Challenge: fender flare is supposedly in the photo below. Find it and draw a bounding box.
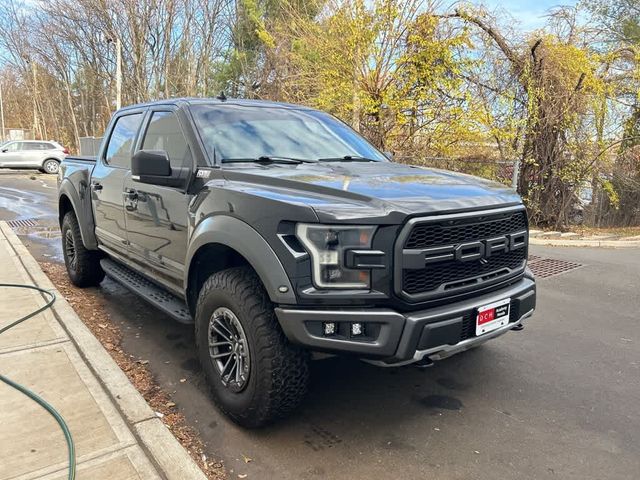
[185,215,296,304]
[58,179,99,250]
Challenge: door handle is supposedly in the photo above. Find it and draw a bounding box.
[124,189,139,212]
[91,182,103,191]
[124,190,138,201]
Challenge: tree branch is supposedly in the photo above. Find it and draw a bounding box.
[440,9,524,72]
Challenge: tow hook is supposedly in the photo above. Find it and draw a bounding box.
[512,323,525,331]
[414,357,434,369]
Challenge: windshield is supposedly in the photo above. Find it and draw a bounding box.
[190,104,387,163]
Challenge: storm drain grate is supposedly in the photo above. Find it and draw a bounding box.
[7,218,38,229]
[528,256,583,279]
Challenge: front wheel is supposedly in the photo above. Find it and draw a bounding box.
[43,159,60,174]
[195,267,309,427]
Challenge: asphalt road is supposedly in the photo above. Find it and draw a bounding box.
[1,169,638,479]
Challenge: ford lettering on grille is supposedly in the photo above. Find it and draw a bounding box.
[394,207,529,302]
[423,231,527,265]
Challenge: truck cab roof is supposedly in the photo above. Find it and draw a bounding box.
[117,97,314,113]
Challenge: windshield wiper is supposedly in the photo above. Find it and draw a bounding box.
[221,156,313,164]
[317,155,378,162]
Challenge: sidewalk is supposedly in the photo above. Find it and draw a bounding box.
[529,229,640,248]
[0,222,207,480]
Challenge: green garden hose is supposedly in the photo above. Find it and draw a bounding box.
[0,283,75,480]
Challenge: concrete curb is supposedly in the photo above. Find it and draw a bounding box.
[530,237,640,248]
[0,222,207,480]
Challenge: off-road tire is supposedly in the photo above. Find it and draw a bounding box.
[195,266,309,427]
[61,211,104,287]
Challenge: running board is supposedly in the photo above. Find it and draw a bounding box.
[100,258,193,324]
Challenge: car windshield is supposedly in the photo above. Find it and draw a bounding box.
[190,104,387,163]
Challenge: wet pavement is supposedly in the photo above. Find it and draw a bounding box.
[0,171,63,262]
[1,169,639,480]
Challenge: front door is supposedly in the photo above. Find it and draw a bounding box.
[123,109,191,291]
[91,112,145,258]
[0,141,24,167]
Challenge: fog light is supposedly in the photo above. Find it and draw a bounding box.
[323,322,337,336]
[351,322,364,336]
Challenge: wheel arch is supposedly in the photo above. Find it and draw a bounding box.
[185,216,296,313]
[58,181,99,250]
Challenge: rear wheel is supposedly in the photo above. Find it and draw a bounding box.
[61,211,104,287]
[195,266,309,427]
[43,159,60,174]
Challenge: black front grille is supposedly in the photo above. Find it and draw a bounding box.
[405,211,527,249]
[397,208,528,301]
[403,250,525,294]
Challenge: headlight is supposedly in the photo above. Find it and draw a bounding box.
[296,224,377,289]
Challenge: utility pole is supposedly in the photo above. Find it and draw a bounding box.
[0,80,6,141]
[116,37,122,110]
[31,60,40,139]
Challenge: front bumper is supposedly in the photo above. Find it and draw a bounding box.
[275,276,536,366]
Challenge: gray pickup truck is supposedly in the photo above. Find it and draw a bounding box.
[58,98,536,427]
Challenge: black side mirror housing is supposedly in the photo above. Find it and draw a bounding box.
[132,150,186,188]
[132,150,171,177]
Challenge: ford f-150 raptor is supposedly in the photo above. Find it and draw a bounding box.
[57,98,536,427]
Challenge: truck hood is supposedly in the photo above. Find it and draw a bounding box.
[220,161,522,223]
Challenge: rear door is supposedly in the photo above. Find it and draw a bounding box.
[91,110,145,259]
[20,142,47,167]
[122,108,192,290]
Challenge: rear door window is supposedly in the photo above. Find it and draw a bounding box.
[141,111,190,169]
[104,113,144,169]
[29,142,51,150]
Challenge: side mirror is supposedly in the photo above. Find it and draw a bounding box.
[131,150,187,188]
[132,150,171,177]
[384,151,394,161]
[1,148,8,153]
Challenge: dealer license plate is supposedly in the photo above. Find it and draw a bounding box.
[476,298,511,336]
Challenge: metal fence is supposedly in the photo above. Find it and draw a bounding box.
[78,136,103,156]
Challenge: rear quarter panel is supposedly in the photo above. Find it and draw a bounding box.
[58,157,99,249]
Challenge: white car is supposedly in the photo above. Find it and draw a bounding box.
[0,140,69,174]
